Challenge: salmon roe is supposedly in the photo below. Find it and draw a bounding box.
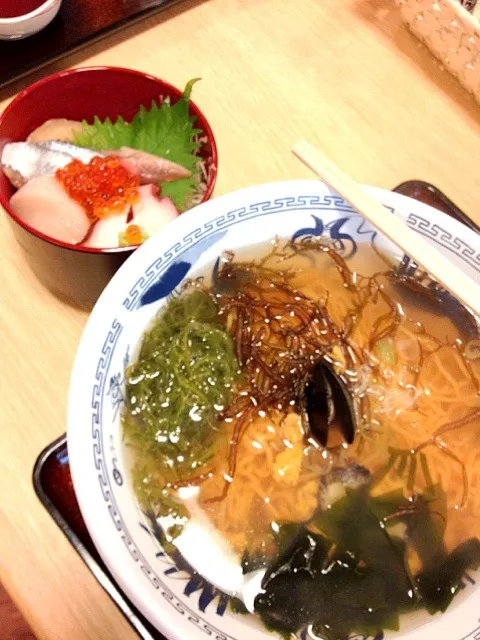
[124,224,143,246]
[56,156,140,221]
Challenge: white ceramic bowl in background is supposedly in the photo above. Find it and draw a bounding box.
[67,180,480,640]
[0,0,62,41]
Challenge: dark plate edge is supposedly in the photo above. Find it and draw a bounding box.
[0,0,186,91]
[32,434,156,639]
[394,180,480,235]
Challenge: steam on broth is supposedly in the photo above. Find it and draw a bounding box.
[122,238,480,640]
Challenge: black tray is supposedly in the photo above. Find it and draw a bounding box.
[33,433,163,639]
[0,0,184,90]
[32,180,477,639]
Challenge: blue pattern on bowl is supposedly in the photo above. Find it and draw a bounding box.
[138,229,228,308]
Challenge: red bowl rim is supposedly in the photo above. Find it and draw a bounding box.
[0,65,218,255]
[0,0,59,23]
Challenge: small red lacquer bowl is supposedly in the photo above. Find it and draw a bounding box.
[0,67,218,309]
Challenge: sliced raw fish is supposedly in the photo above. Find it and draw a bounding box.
[10,176,90,245]
[26,119,83,143]
[84,209,130,249]
[115,147,191,183]
[1,140,191,188]
[1,141,101,188]
[132,185,178,229]
[84,187,178,249]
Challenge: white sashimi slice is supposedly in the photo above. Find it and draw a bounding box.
[84,210,130,249]
[26,119,83,143]
[9,175,90,245]
[84,186,178,249]
[132,186,178,229]
[10,176,178,249]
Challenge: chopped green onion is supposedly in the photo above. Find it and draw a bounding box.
[375,338,396,366]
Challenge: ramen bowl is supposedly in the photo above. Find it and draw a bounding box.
[0,0,62,40]
[67,180,480,640]
[0,66,217,309]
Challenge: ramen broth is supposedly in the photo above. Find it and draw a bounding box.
[123,239,480,639]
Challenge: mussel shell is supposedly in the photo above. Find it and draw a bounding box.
[322,365,355,445]
[305,363,331,447]
[305,361,355,447]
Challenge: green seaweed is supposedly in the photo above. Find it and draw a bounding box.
[123,290,239,518]
[255,486,480,640]
[415,538,480,613]
[372,446,435,491]
[229,597,249,615]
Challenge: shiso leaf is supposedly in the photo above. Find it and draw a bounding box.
[74,115,134,150]
[73,79,203,210]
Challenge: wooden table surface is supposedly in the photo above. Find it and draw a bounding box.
[1,0,480,638]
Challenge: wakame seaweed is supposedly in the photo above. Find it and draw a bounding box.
[254,487,480,640]
[123,290,239,514]
[415,538,480,614]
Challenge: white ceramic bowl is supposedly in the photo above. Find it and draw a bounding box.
[67,180,480,640]
[0,0,62,41]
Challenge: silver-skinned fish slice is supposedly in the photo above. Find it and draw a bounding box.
[0,141,192,188]
[36,142,192,183]
[1,141,101,188]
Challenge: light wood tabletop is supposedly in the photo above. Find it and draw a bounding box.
[1,0,480,638]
